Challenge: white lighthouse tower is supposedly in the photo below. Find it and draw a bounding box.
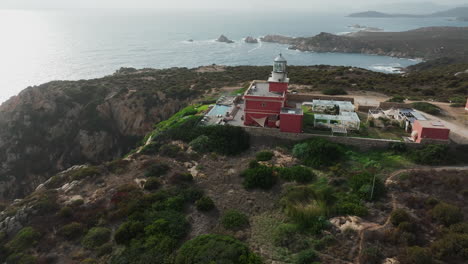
[268,54,290,93]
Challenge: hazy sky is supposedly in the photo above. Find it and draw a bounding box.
[1,0,467,12]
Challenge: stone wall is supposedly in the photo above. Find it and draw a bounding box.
[379,102,412,110]
[243,127,427,151]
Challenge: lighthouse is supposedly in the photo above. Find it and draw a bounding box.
[268,54,290,93]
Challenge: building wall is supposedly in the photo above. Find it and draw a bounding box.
[280,113,303,133]
[244,95,285,126]
[269,82,288,93]
[413,121,450,143]
[243,127,457,151]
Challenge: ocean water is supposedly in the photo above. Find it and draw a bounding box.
[0,9,466,103]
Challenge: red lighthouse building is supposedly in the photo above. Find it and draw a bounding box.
[243,54,303,133]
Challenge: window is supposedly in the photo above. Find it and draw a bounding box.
[261,102,267,107]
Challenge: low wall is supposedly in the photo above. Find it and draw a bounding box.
[357,104,376,113]
[379,102,412,110]
[243,127,422,151]
[287,94,354,104]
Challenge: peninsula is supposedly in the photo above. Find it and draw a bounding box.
[261,26,468,61]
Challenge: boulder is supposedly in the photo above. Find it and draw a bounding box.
[217,35,234,43]
[244,36,258,43]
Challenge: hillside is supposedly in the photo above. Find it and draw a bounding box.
[0,63,467,203]
[0,100,467,264]
[261,27,468,60]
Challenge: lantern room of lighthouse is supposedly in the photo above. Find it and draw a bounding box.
[268,53,290,93]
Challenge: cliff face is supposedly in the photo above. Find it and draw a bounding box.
[0,69,198,200]
[261,27,468,60]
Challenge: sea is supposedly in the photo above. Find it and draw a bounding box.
[0,9,467,103]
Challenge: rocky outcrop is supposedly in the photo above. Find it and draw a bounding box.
[0,68,197,200]
[217,35,234,43]
[244,36,258,44]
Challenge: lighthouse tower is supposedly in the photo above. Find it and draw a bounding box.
[268,54,290,93]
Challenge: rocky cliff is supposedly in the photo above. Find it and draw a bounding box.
[261,27,468,60]
[0,68,202,200]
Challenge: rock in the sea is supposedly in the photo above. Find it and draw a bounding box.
[244,36,258,43]
[217,35,234,43]
[187,39,194,42]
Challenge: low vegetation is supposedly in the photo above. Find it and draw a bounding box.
[221,210,250,231]
[175,234,262,264]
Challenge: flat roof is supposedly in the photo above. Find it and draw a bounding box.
[281,107,303,115]
[416,120,449,129]
[315,112,360,122]
[245,81,284,97]
[311,100,354,106]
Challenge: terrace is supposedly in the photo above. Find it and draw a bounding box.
[245,81,284,98]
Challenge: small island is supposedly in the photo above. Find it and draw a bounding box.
[217,34,234,43]
[244,36,258,44]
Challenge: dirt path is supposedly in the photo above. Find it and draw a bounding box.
[352,165,468,263]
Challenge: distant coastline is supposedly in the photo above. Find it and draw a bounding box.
[260,26,468,62]
[348,6,468,21]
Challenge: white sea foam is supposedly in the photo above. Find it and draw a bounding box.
[248,41,263,53]
[370,64,404,73]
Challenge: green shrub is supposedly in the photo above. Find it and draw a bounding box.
[81,227,111,249]
[96,242,113,257]
[411,144,449,165]
[168,172,193,185]
[248,160,260,169]
[449,222,468,234]
[71,199,84,207]
[277,166,315,183]
[241,165,277,190]
[390,209,411,226]
[140,142,161,155]
[272,223,307,251]
[405,246,433,264]
[70,166,101,181]
[114,221,145,245]
[349,172,386,201]
[58,222,86,240]
[256,151,274,161]
[159,144,182,158]
[292,139,344,168]
[5,253,37,264]
[175,234,262,264]
[221,210,249,230]
[294,249,318,264]
[189,135,210,153]
[163,124,250,156]
[361,246,383,264]
[386,96,405,103]
[432,202,464,226]
[322,87,347,95]
[106,159,130,174]
[144,163,170,177]
[411,102,441,115]
[388,142,408,153]
[5,227,40,253]
[58,206,73,218]
[195,196,215,212]
[144,178,160,191]
[279,166,316,184]
[431,232,468,260]
[334,193,368,217]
